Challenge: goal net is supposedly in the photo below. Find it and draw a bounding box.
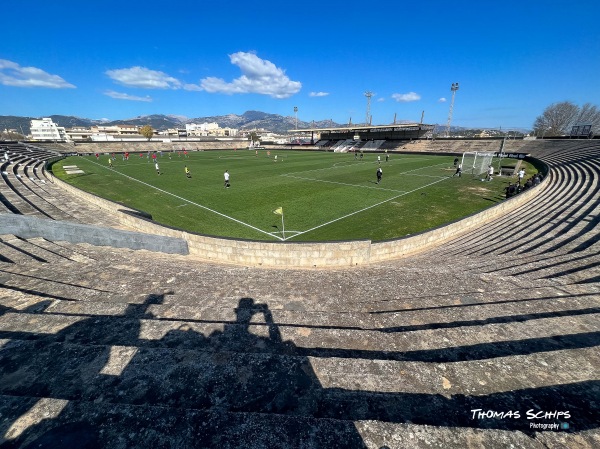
[461,152,494,176]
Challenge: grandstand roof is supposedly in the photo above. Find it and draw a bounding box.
[288,123,434,133]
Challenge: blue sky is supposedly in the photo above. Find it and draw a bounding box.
[1,0,598,130]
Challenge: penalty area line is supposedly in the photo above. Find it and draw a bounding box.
[286,175,451,241]
[281,174,406,193]
[86,159,284,241]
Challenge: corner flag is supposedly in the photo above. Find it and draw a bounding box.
[273,207,285,239]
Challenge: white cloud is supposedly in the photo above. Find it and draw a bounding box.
[200,52,301,99]
[104,90,152,102]
[309,91,329,97]
[106,66,182,89]
[0,59,75,88]
[438,97,447,102]
[183,83,202,91]
[391,92,421,102]
[377,97,385,102]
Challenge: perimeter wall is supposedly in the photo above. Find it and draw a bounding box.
[47,158,545,268]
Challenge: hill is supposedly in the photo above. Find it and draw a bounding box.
[1,112,344,135]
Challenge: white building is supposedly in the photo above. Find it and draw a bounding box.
[30,118,70,141]
[186,122,219,136]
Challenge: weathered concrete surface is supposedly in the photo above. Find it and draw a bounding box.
[0,213,189,255]
[0,240,598,448]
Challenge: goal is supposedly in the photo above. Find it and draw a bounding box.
[461,152,494,176]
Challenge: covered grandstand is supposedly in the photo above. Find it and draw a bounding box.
[291,123,435,151]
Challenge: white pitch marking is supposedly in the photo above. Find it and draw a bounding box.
[282,174,407,193]
[286,175,451,241]
[86,159,284,241]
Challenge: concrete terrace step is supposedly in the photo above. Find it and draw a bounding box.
[0,393,366,449]
[1,297,598,366]
[0,235,50,264]
[10,171,76,222]
[1,277,598,335]
[1,393,575,449]
[0,236,74,264]
[0,336,598,424]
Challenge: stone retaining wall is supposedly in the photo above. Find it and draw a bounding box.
[47,161,545,268]
[0,213,189,255]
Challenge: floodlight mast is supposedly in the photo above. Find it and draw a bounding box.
[294,106,298,130]
[364,91,373,125]
[445,82,459,137]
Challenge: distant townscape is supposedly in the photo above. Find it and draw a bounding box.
[0,111,530,143]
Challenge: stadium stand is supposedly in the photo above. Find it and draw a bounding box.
[0,139,598,448]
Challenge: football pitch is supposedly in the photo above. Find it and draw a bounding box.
[53,150,517,242]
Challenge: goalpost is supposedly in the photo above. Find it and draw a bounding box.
[461,152,494,177]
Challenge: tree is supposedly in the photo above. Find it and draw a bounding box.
[533,101,600,137]
[139,125,154,141]
[575,103,600,133]
[249,131,260,145]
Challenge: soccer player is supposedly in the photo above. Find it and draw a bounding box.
[224,170,230,188]
[376,167,382,184]
[108,158,113,168]
[155,162,161,175]
[517,168,525,185]
[377,155,381,165]
[453,163,462,177]
[485,165,494,181]
[185,166,191,178]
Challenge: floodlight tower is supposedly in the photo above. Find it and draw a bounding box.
[364,91,373,125]
[294,106,298,130]
[445,82,459,137]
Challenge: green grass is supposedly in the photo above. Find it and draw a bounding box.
[52,150,535,242]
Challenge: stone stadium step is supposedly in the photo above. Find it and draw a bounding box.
[0,235,49,264]
[427,245,600,283]
[2,392,573,449]
[10,169,76,222]
[0,177,45,217]
[0,333,597,417]
[0,393,366,449]
[0,338,598,447]
[1,294,598,364]
[0,236,74,264]
[19,238,97,264]
[483,249,600,279]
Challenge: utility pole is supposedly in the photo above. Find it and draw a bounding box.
[445,82,459,137]
[364,91,373,125]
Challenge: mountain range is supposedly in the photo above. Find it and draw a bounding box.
[0,111,344,136]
